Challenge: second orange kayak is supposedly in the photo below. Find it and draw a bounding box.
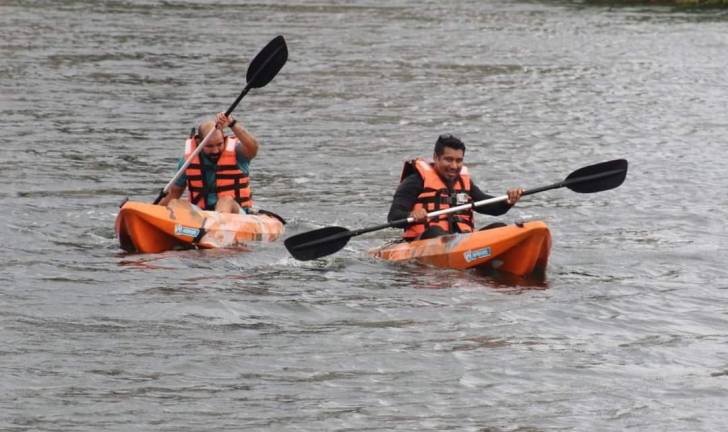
[368,221,551,277]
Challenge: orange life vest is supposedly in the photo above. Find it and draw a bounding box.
[184,136,252,210]
[401,158,474,240]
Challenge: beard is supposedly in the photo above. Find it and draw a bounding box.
[206,153,221,163]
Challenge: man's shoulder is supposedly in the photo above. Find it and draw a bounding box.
[396,172,424,193]
[402,172,424,183]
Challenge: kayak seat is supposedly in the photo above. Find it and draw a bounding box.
[418,226,450,240]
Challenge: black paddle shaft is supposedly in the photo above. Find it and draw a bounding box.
[153,35,288,205]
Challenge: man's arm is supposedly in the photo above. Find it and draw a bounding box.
[387,174,423,222]
[158,184,185,206]
[231,120,258,160]
[215,112,258,160]
[158,159,187,206]
[470,181,514,216]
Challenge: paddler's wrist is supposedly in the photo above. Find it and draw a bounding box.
[228,117,238,129]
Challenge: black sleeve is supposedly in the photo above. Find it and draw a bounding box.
[387,174,423,222]
[470,180,513,216]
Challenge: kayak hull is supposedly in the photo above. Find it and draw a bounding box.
[368,221,551,277]
[115,201,284,253]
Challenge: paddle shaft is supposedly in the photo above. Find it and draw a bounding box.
[293,187,538,251]
[152,35,287,205]
[285,159,628,260]
[357,166,627,235]
[152,88,254,205]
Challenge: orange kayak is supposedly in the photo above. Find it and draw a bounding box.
[368,221,551,277]
[115,201,285,253]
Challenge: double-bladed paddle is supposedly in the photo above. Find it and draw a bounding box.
[285,159,629,261]
[153,35,288,205]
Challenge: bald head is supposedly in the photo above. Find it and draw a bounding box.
[196,119,225,162]
[197,120,222,142]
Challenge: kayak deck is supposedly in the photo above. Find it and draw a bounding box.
[115,201,284,253]
[368,221,551,277]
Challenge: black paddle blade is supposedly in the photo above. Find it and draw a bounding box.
[246,35,288,89]
[564,159,628,193]
[284,226,352,261]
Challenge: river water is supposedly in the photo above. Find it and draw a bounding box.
[2,1,728,430]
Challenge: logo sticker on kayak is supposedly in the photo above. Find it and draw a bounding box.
[174,224,200,238]
[464,247,491,263]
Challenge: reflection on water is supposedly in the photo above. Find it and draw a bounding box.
[474,266,549,291]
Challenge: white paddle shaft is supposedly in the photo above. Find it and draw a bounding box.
[161,127,217,194]
[405,194,509,224]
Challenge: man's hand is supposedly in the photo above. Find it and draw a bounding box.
[215,112,234,129]
[409,208,428,222]
[506,188,524,205]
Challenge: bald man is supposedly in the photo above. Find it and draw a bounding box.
[159,112,259,214]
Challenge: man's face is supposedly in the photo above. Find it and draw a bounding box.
[433,147,464,181]
[202,129,225,162]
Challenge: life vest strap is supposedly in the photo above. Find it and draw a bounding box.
[214,164,241,171]
[215,173,249,181]
[417,196,456,205]
[216,183,250,193]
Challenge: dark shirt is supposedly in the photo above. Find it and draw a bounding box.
[387,173,513,223]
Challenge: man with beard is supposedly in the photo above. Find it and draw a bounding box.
[159,112,258,214]
[387,134,523,241]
